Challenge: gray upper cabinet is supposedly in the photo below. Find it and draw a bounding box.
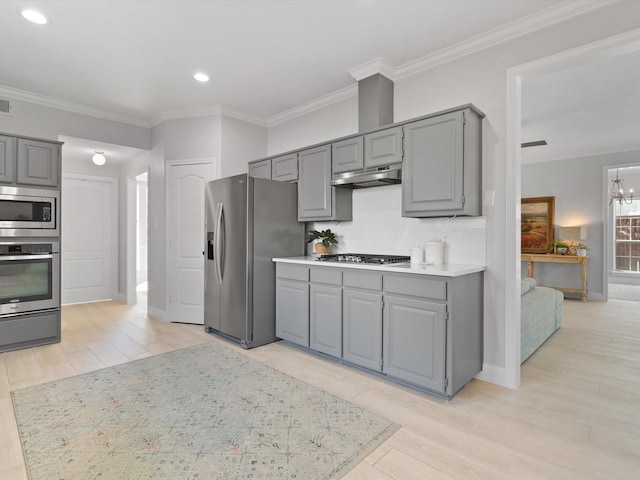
[298,144,352,222]
[248,159,272,179]
[402,107,483,217]
[271,153,298,182]
[17,138,60,187]
[364,126,403,168]
[332,136,363,174]
[0,135,16,184]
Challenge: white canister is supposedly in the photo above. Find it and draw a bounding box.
[424,241,444,265]
[410,246,424,265]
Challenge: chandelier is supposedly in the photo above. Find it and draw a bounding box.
[609,170,633,205]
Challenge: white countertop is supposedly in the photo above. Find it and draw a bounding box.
[272,256,486,277]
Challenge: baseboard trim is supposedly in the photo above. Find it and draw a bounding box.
[147,306,167,322]
[475,363,516,389]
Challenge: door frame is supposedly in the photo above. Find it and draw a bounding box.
[61,173,119,304]
[125,168,150,305]
[164,158,217,322]
[505,27,640,389]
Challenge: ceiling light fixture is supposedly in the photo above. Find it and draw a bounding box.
[609,169,633,205]
[21,9,49,25]
[92,151,106,166]
[193,72,210,82]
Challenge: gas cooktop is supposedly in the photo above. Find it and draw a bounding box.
[316,253,410,264]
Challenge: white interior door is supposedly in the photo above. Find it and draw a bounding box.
[167,161,214,324]
[62,176,116,304]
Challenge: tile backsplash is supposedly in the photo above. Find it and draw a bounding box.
[310,184,486,265]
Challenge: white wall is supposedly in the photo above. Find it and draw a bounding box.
[221,116,267,178]
[0,98,149,150]
[265,1,640,387]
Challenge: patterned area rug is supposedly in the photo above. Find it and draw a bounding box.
[12,342,398,479]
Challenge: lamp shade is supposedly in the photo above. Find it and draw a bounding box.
[558,226,583,242]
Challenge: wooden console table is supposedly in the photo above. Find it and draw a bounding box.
[521,253,588,302]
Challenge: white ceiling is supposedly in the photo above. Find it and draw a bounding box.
[0,0,638,165]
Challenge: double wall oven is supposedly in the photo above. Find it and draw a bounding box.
[0,186,61,352]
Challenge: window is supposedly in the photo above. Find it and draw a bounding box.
[614,200,640,272]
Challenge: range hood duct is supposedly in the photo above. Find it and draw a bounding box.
[332,73,398,188]
[358,73,394,132]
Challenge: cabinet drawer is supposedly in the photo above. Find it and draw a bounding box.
[310,267,342,285]
[384,275,446,301]
[343,270,382,291]
[276,263,309,281]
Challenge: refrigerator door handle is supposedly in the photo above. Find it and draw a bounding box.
[214,202,224,284]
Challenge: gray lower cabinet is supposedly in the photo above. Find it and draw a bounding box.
[297,145,352,221]
[402,106,483,217]
[310,284,342,357]
[249,159,272,179]
[275,264,310,346]
[0,310,61,353]
[383,295,446,392]
[275,262,483,398]
[17,138,60,187]
[342,288,382,371]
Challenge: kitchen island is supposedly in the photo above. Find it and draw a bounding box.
[273,257,485,399]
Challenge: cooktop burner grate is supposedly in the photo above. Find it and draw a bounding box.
[316,253,410,264]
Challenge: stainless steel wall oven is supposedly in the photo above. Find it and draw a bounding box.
[0,186,60,237]
[0,241,60,316]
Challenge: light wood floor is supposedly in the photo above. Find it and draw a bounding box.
[1,299,639,479]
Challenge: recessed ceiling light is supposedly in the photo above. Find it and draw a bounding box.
[21,9,49,25]
[194,72,210,83]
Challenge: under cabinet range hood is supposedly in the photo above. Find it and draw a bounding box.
[331,164,401,188]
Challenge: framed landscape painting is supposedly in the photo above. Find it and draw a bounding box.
[521,196,555,253]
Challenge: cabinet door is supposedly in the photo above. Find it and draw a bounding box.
[249,159,272,179]
[402,111,464,215]
[275,279,309,346]
[0,135,16,184]
[17,138,60,187]
[272,153,298,182]
[298,145,332,220]
[332,137,363,174]
[364,126,403,168]
[383,295,446,392]
[310,284,342,357]
[343,289,382,371]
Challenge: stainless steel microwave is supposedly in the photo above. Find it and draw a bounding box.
[0,186,60,237]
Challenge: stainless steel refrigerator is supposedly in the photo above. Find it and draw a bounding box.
[204,173,304,348]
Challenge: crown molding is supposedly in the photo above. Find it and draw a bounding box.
[522,141,640,165]
[348,57,396,81]
[395,0,619,79]
[266,84,358,128]
[0,84,150,128]
[150,104,266,128]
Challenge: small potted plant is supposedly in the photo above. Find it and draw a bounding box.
[575,243,588,257]
[553,240,570,255]
[305,229,338,255]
